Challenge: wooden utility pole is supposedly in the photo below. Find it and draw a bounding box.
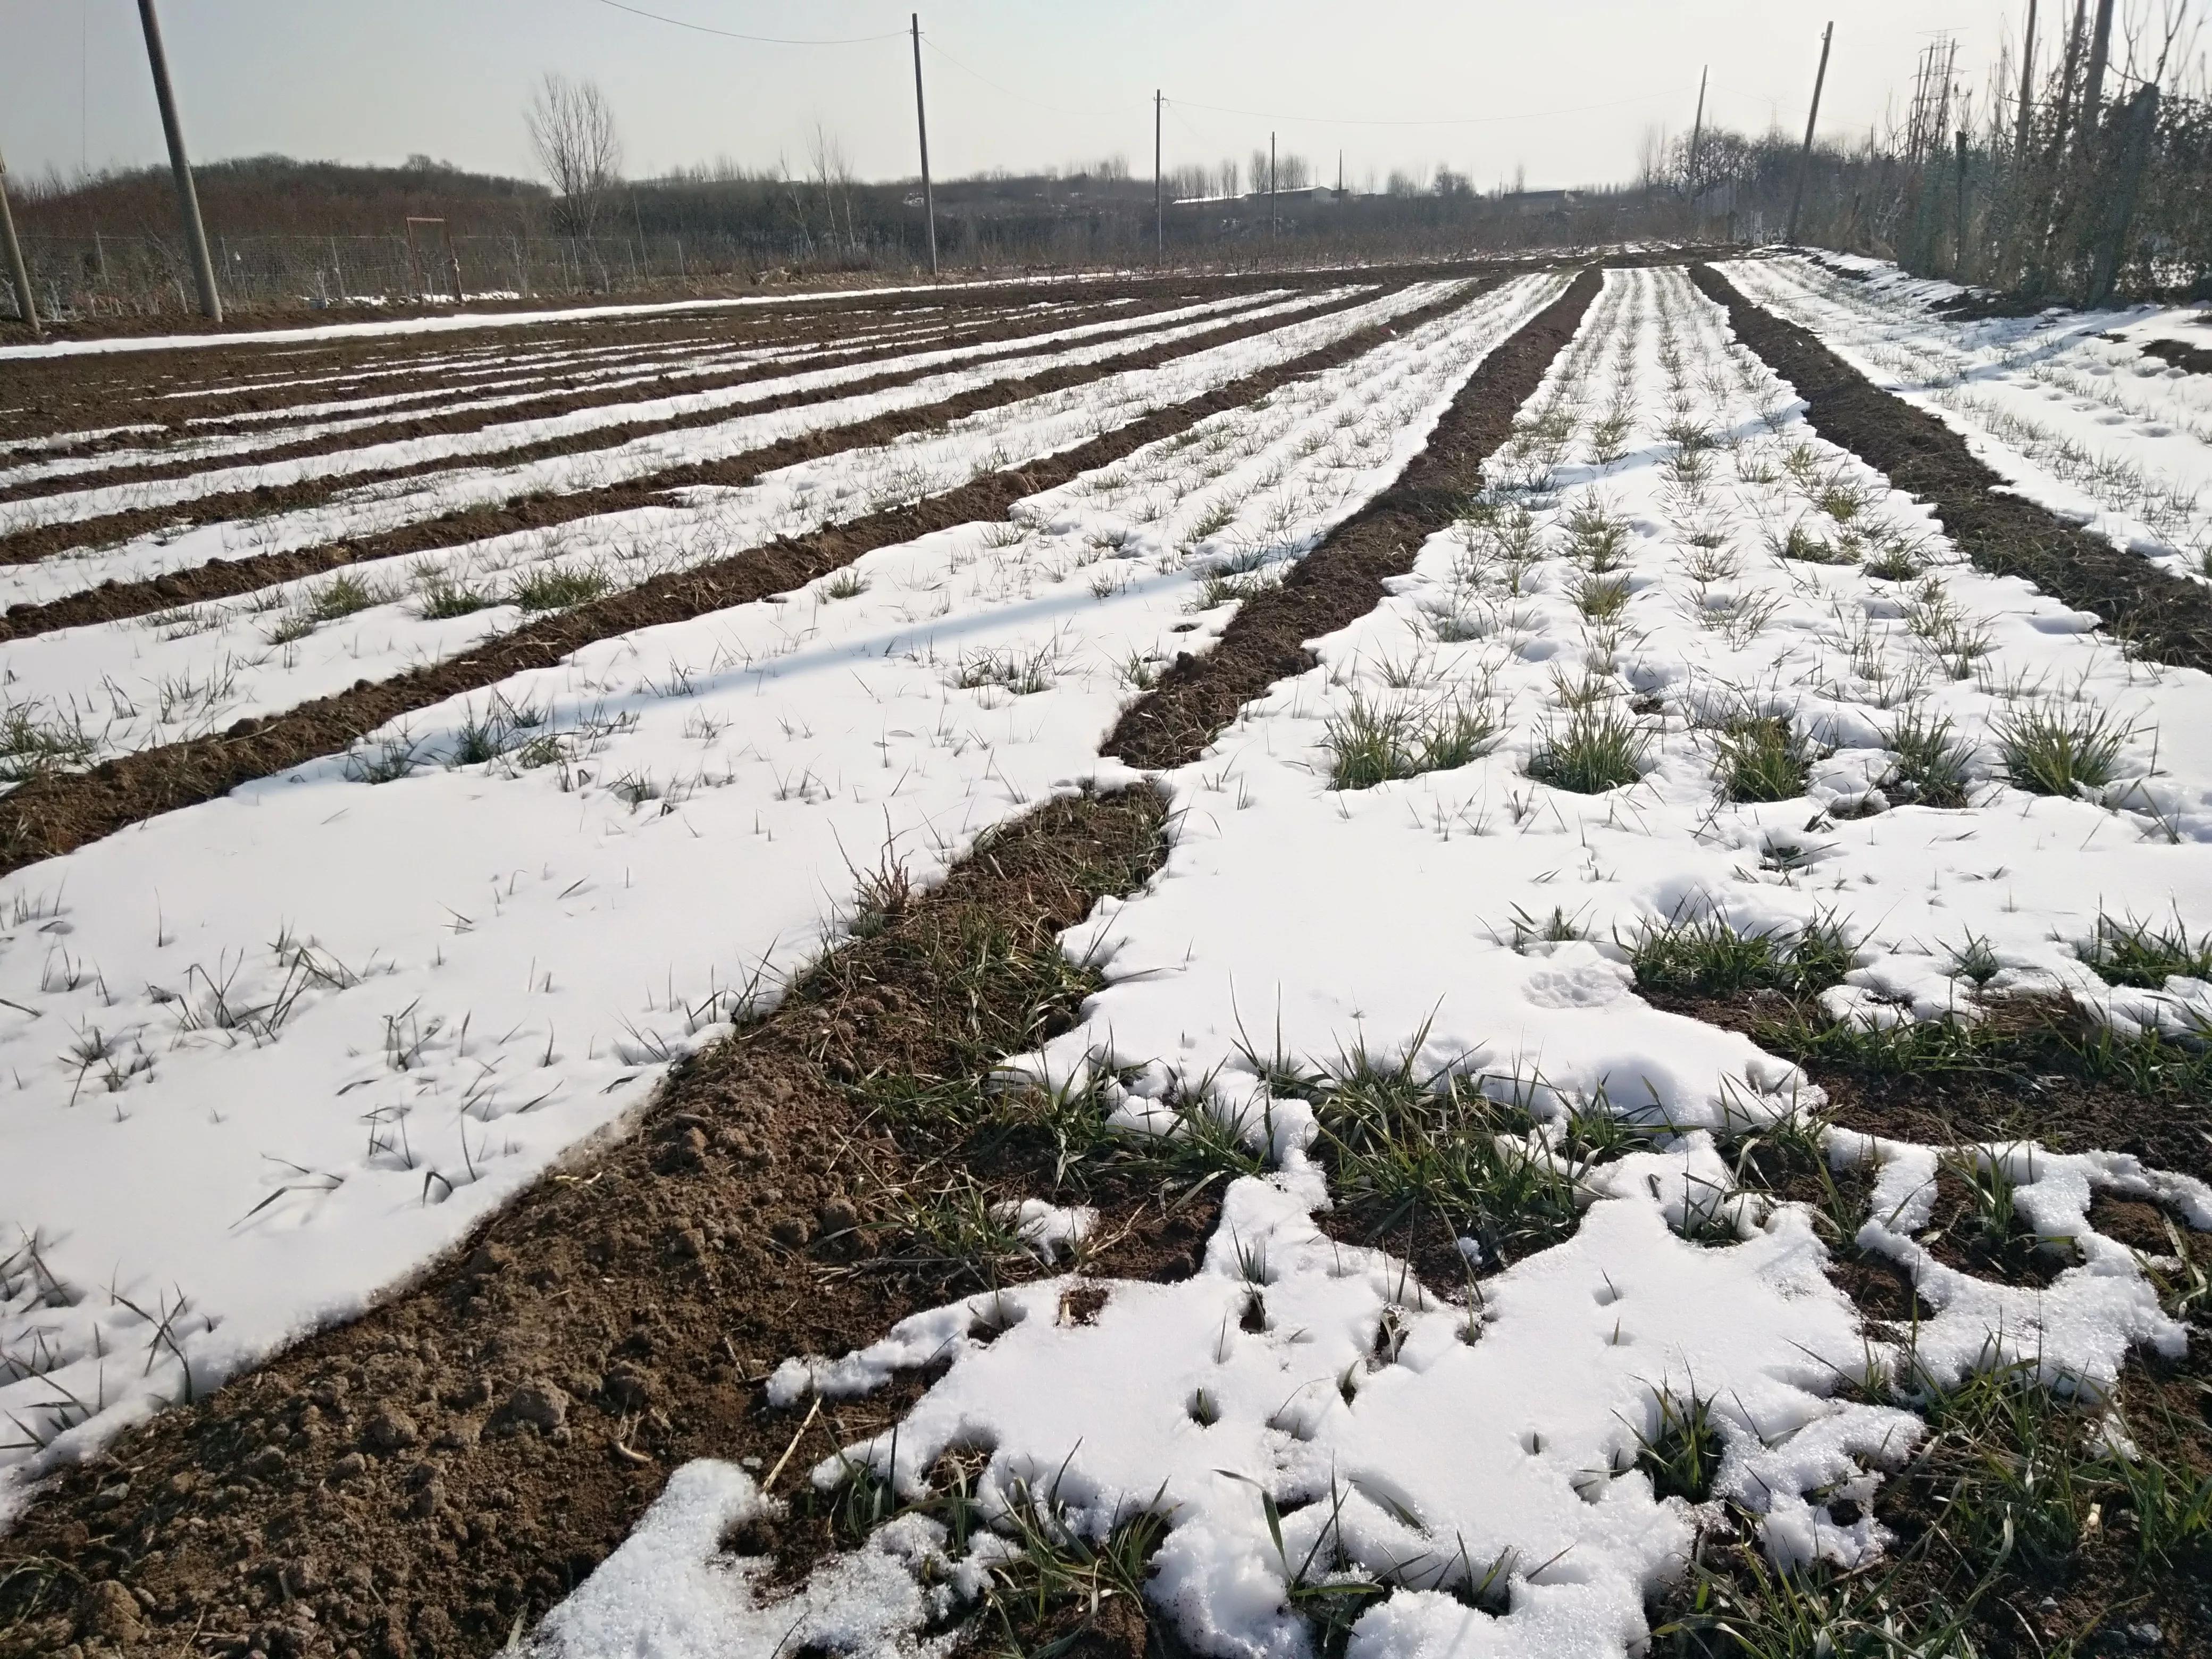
[0,145,37,336]
[1269,131,1277,239]
[910,13,938,278]
[1154,89,1163,261]
[2013,0,2040,163]
[1786,22,1835,246]
[137,0,221,322]
[1688,65,1708,199]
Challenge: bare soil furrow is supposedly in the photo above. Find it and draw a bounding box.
[1104,267,1602,768]
[0,292,1199,504]
[0,787,1197,1659]
[0,273,1305,443]
[0,282,1484,875]
[0,286,1386,581]
[1692,263,2212,675]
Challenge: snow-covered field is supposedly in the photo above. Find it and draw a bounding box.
[0,287,1449,765]
[6,261,2211,1656]
[530,266,2212,1656]
[0,270,1562,1522]
[1722,253,2212,586]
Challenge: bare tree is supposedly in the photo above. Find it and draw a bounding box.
[524,73,623,238]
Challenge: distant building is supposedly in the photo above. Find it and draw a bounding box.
[1501,188,1580,215]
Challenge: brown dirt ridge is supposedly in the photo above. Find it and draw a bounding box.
[0,289,1270,510]
[0,787,1205,1659]
[1107,267,1602,768]
[0,284,1389,572]
[0,286,1367,640]
[1692,262,2212,676]
[0,282,1491,878]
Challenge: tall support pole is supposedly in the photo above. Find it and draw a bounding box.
[1786,21,1835,246]
[2013,0,2040,163]
[1154,89,1163,262]
[0,146,37,336]
[1269,132,1277,240]
[910,13,938,278]
[1687,65,1708,200]
[137,0,221,322]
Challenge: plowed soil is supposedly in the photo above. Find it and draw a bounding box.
[1105,269,1601,767]
[0,282,1486,877]
[0,787,1197,1659]
[1694,263,2212,676]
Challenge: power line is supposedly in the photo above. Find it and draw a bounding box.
[1166,88,1686,128]
[590,0,903,46]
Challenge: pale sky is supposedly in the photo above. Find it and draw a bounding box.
[3,1,2048,194]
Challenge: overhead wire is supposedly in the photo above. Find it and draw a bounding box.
[589,0,904,46]
[1163,88,1689,128]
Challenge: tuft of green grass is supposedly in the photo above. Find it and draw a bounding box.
[510,565,611,612]
[1995,705,2127,797]
[1573,572,1632,622]
[1629,911,1853,998]
[1322,696,1497,790]
[305,573,382,624]
[1715,716,1813,803]
[347,732,422,785]
[1884,708,1973,809]
[1764,520,1854,565]
[1319,1075,1583,1264]
[416,577,497,619]
[820,568,870,600]
[1862,542,1923,582]
[958,646,1057,696]
[1526,705,1648,794]
[0,706,99,782]
[2079,912,2212,987]
[1633,1387,1723,1502]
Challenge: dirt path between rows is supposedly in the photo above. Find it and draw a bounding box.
[0,283,1488,879]
[0,290,1223,507]
[1105,269,1602,767]
[0,274,1293,439]
[0,287,1377,571]
[0,292,1389,640]
[0,787,1196,1659]
[1692,264,2212,675]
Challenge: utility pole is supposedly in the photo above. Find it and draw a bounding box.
[0,146,36,336]
[137,0,221,322]
[1786,21,1835,246]
[1688,65,1708,200]
[1337,149,1344,196]
[2013,0,2040,163]
[1270,131,1277,240]
[910,13,938,278]
[1154,89,1163,262]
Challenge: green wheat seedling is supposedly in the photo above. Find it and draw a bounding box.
[1527,705,1647,794]
[1995,705,2129,797]
[1715,716,1815,803]
[1884,709,1974,808]
[510,564,611,611]
[2077,911,2212,987]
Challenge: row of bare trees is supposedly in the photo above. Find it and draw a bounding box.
[1658,0,2211,302]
